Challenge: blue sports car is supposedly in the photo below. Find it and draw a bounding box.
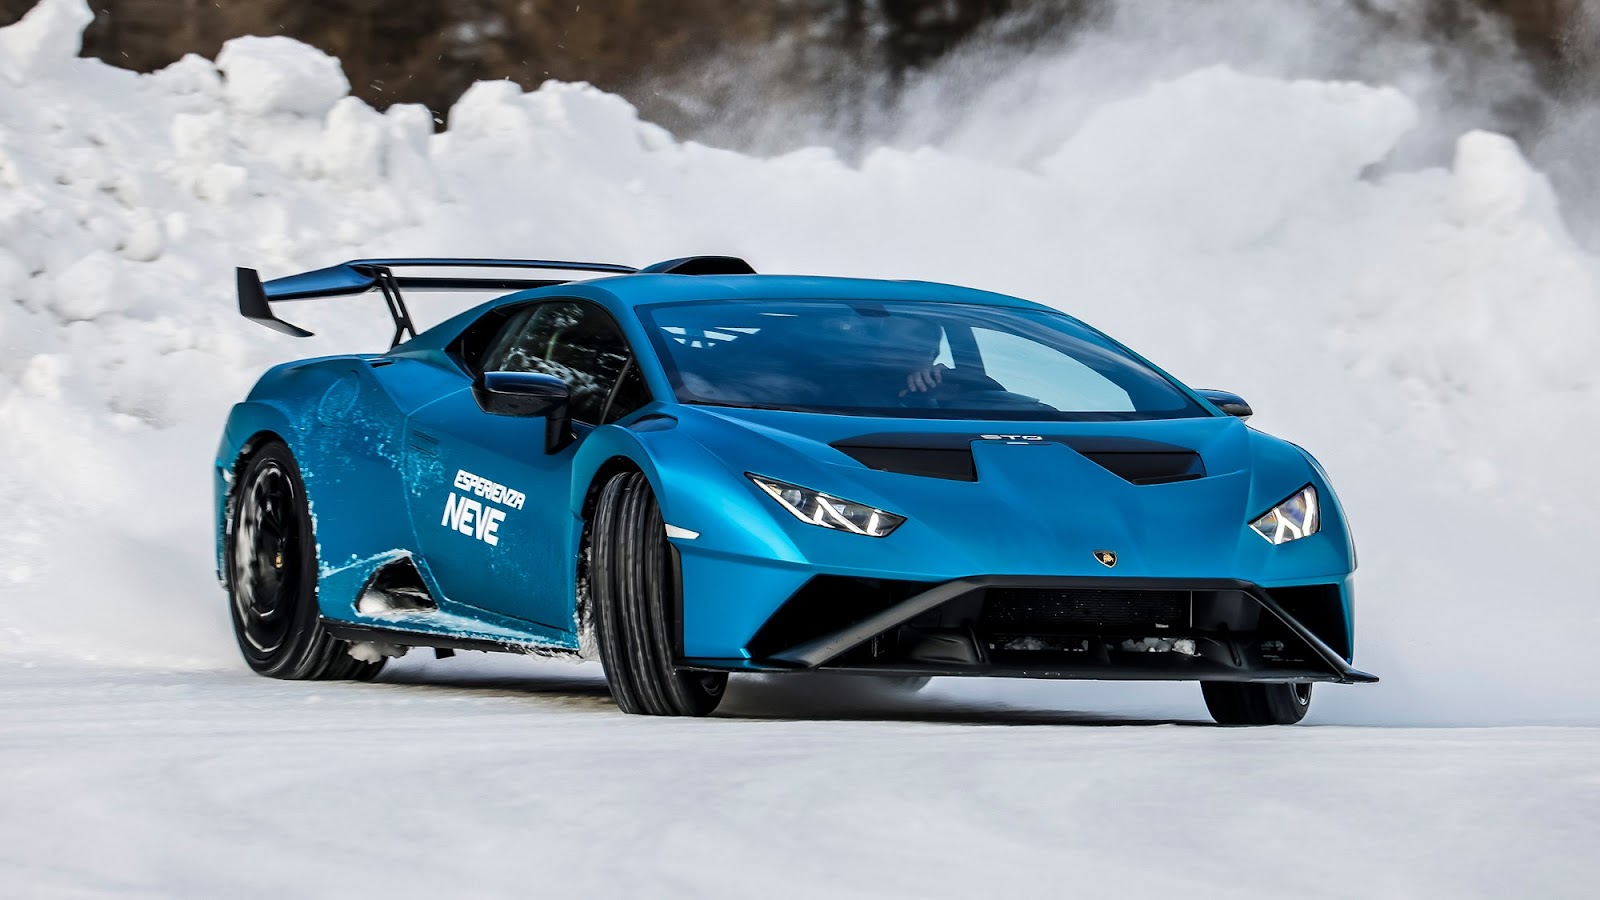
[217,256,1374,725]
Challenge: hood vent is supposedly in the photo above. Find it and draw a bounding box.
[1078,451,1205,485]
[831,433,1204,485]
[832,435,977,482]
[1058,435,1206,485]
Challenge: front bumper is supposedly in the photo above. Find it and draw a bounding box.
[681,575,1376,685]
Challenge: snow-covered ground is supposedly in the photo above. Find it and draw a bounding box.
[3,657,1597,898]
[1,0,1598,894]
[3,659,1598,898]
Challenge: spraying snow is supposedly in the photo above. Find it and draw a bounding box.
[0,0,1597,727]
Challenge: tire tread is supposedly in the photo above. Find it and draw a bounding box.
[590,472,725,716]
[1202,681,1311,726]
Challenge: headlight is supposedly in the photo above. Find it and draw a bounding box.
[748,475,905,538]
[1250,485,1320,544]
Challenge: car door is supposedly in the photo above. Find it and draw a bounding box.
[404,299,652,629]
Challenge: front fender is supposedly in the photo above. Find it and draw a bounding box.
[569,414,817,658]
[572,415,808,566]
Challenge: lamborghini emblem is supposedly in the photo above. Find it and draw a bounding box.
[1094,550,1118,568]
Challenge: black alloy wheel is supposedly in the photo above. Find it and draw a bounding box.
[227,441,384,681]
[590,471,726,716]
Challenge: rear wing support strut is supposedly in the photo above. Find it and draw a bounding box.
[372,267,417,347]
[235,256,754,348]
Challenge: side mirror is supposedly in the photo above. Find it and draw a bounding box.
[1197,389,1253,420]
[473,371,574,453]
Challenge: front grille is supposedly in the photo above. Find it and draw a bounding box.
[980,588,1191,633]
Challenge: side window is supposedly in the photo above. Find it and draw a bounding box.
[485,301,650,424]
[455,305,524,376]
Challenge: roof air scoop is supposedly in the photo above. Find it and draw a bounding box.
[640,256,756,275]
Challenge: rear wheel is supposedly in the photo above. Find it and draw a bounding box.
[1201,681,1312,725]
[227,441,385,681]
[590,471,726,716]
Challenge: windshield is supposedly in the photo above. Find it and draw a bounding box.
[639,299,1209,421]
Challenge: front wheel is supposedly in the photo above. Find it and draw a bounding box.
[590,472,726,716]
[226,441,384,682]
[1201,682,1312,725]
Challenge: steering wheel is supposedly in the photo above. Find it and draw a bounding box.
[897,367,993,408]
[899,370,1059,414]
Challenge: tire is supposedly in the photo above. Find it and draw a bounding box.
[1201,681,1312,726]
[590,471,726,716]
[226,441,385,682]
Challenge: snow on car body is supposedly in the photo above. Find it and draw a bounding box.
[215,256,1374,723]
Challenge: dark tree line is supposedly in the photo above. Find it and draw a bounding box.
[0,1,1045,125]
[0,0,1590,138]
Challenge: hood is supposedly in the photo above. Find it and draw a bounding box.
[667,405,1351,582]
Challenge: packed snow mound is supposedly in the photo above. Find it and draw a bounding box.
[213,36,350,118]
[0,1,1596,723]
[0,0,89,85]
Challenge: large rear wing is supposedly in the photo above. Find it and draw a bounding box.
[236,255,753,347]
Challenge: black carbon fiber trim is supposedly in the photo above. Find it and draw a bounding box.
[981,587,1190,631]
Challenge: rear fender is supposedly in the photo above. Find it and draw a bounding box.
[214,400,298,587]
[215,359,420,619]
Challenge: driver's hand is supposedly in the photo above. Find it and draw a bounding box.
[901,363,949,395]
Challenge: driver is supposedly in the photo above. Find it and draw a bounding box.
[891,317,950,397]
[806,311,953,403]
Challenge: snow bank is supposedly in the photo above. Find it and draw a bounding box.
[213,36,350,118]
[1,1,1596,724]
[0,0,89,85]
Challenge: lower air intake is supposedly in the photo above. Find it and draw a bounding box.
[980,587,1191,632]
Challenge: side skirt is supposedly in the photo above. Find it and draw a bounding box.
[322,619,578,658]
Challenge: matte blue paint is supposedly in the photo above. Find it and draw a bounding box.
[215,272,1360,664]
